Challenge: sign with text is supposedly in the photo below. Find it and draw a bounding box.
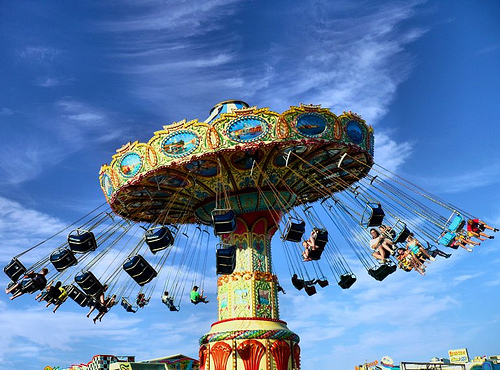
[449,348,469,363]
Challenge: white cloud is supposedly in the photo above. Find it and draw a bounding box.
[0,108,14,116]
[18,46,62,62]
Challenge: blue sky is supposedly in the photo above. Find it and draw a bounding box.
[1,1,500,369]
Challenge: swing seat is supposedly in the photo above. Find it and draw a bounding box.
[67,284,91,307]
[68,230,97,254]
[75,270,105,297]
[317,279,329,288]
[304,284,317,296]
[212,209,237,235]
[368,263,397,282]
[145,226,174,254]
[311,228,328,249]
[361,203,385,228]
[438,231,455,247]
[338,273,356,289]
[50,248,78,272]
[121,297,138,313]
[216,245,236,275]
[308,248,324,261]
[282,220,306,242]
[3,258,27,282]
[20,279,42,294]
[393,222,411,244]
[449,214,465,232]
[123,255,158,286]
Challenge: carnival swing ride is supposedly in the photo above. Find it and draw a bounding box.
[4,101,498,370]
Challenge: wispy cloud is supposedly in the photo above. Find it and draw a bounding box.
[35,76,74,88]
[17,46,62,62]
[0,108,14,116]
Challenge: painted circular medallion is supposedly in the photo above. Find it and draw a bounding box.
[346,120,364,144]
[101,174,114,197]
[119,153,142,178]
[161,130,200,158]
[296,113,327,137]
[226,116,268,142]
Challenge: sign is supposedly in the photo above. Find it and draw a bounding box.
[355,360,379,370]
[449,348,469,363]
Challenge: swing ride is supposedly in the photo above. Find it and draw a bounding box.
[4,100,498,370]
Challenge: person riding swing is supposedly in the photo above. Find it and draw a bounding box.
[190,286,208,304]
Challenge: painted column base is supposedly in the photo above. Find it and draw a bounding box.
[199,318,300,370]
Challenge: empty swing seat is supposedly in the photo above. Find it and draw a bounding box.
[338,273,356,289]
[361,203,385,227]
[393,223,411,244]
[212,209,237,235]
[216,245,236,275]
[145,226,174,254]
[68,230,97,254]
[75,271,105,297]
[4,258,27,282]
[317,279,329,288]
[282,220,306,242]
[304,284,317,296]
[50,248,78,272]
[368,263,397,282]
[123,255,158,286]
[67,284,91,307]
[448,214,465,232]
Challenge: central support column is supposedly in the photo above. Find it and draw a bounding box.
[199,211,301,370]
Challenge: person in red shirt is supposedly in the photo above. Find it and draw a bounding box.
[467,219,498,240]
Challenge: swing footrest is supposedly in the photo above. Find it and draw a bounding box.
[123,255,158,286]
[308,249,324,261]
[282,221,306,242]
[368,263,397,282]
[338,273,356,289]
[3,258,27,282]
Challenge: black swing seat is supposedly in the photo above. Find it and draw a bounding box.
[317,279,329,288]
[282,220,306,242]
[393,222,411,244]
[304,284,317,296]
[338,273,356,289]
[308,248,324,261]
[121,297,138,313]
[311,228,328,249]
[145,226,174,254]
[50,248,78,272]
[212,209,237,235]
[123,255,158,286]
[75,271,105,297]
[68,230,97,254]
[67,284,91,307]
[21,274,47,294]
[361,203,385,227]
[216,245,236,275]
[368,262,397,282]
[4,258,27,282]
